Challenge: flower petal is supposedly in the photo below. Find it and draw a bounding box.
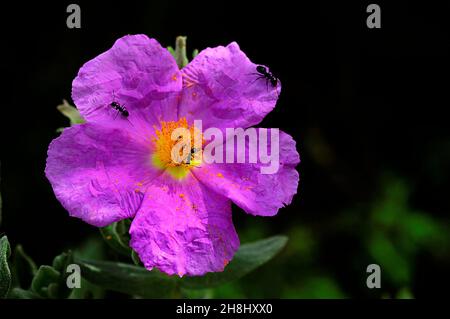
[179,42,280,129]
[194,130,300,216]
[45,123,161,227]
[129,174,239,276]
[72,34,182,126]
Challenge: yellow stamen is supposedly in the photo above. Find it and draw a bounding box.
[151,117,203,180]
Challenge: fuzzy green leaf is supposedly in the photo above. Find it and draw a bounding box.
[12,245,37,289]
[100,220,132,256]
[181,235,288,289]
[8,287,41,299]
[131,250,143,266]
[30,252,74,299]
[50,251,74,299]
[57,99,85,127]
[69,238,106,299]
[31,265,60,298]
[0,236,11,298]
[0,161,2,227]
[167,46,175,58]
[74,236,287,296]
[75,258,178,298]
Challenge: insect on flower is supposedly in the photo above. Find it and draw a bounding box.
[254,65,280,96]
[109,91,129,118]
[46,35,299,276]
[185,147,200,165]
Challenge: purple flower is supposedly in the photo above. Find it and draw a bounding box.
[45,35,300,276]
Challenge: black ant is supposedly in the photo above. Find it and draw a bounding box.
[186,147,200,165]
[250,65,280,96]
[175,135,202,166]
[109,91,129,118]
[256,65,278,88]
[179,145,200,165]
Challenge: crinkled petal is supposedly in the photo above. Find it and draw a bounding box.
[194,130,299,216]
[45,123,161,227]
[115,92,181,142]
[72,34,182,126]
[178,42,280,130]
[129,173,239,276]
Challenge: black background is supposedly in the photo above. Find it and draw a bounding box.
[1,1,449,297]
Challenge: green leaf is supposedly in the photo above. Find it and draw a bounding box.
[167,46,175,58]
[75,258,178,298]
[8,288,41,299]
[73,237,106,261]
[73,236,288,297]
[52,251,74,273]
[100,220,132,256]
[402,212,444,245]
[50,251,74,299]
[12,245,37,289]
[70,238,106,299]
[0,161,2,228]
[368,233,411,285]
[192,49,199,59]
[282,276,346,298]
[57,99,85,127]
[31,265,60,298]
[68,278,102,299]
[0,236,11,298]
[131,250,143,266]
[180,287,214,299]
[396,287,414,299]
[30,252,74,299]
[181,235,288,290]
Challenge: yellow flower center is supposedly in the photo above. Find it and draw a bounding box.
[151,118,203,180]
